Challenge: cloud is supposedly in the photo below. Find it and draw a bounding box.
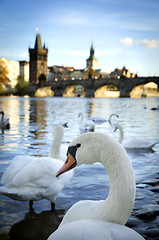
[120,37,133,46]
[138,39,159,48]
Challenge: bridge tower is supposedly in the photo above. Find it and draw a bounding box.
[29,33,48,85]
[86,43,98,70]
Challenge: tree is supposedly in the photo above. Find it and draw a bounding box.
[16,75,29,96]
[0,62,8,94]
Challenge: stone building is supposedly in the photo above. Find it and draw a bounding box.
[29,34,48,85]
[86,43,98,69]
[110,66,137,78]
[0,57,20,89]
[19,61,29,81]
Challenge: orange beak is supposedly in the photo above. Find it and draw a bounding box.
[56,153,76,177]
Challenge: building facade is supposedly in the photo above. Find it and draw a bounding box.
[29,33,48,85]
[86,43,98,69]
[19,61,29,81]
[0,57,20,89]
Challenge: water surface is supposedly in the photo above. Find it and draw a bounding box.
[0,96,159,239]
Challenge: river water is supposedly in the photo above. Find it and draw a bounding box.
[0,96,159,240]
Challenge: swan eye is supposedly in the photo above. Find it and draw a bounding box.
[67,143,81,159]
[76,143,81,148]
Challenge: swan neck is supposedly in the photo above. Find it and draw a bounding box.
[79,113,83,123]
[49,128,63,159]
[118,125,124,144]
[1,112,4,121]
[101,147,135,225]
[53,111,56,122]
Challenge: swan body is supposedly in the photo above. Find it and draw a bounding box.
[48,219,144,240]
[151,105,159,110]
[89,115,107,124]
[0,125,73,210]
[89,113,119,125]
[114,123,158,149]
[48,132,144,239]
[53,111,68,127]
[0,111,10,129]
[78,112,95,134]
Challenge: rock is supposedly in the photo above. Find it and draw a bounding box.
[143,228,159,239]
[136,210,159,221]
[126,217,141,227]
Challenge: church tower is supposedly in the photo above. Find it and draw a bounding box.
[29,34,48,85]
[86,43,98,69]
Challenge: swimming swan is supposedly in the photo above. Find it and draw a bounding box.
[53,111,68,127]
[0,111,10,130]
[114,123,158,149]
[89,113,119,125]
[48,132,144,240]
[0,125,73,211]
[78,112,95,134]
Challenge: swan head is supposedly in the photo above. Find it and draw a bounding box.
[114,123,120,131]
[109,114,119,126]
[56,132,125,177]
[56,143,81,177]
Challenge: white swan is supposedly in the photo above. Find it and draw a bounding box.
[114,123,158,149]
[49,125,68,161]
[78,112,95,134]
[0,111,10,130]
[89,113,119,125]
[89,115,107,124]
[48,132,144,240]
[53,111,68,127]
[0,125,73,211]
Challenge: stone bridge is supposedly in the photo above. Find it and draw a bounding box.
[30,76,159,97]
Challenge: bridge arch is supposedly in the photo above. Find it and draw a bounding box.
[94,83,120,98]
[63,83,85,97]
[31,76,159,98]
[130,82,159,98]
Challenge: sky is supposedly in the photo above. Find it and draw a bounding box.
[0,0,159,76]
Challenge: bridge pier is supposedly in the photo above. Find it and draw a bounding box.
[119,89,130,98]
[119,78,131,97]
[85,89,95,98]
[29,84,38,96]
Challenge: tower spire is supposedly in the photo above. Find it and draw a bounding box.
[90,43,94,57]
[34,33,42,49]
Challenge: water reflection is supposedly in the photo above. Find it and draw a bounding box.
[9,209,62,240]
[0,96,159,240]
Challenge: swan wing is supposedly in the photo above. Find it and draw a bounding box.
[0,156,73,201]
[123,139,158,149]
[89,115,106,123]
[1,155,35,184]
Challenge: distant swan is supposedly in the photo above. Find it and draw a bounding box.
[89,113,119,125]
[0,125,73,211]
[78,112,95,134]
[114,123,158,149]
[0,111,10,130]
[89,115,107,124]
[151,105,159,111]
[48,132,144,240]
[53,111,68,127]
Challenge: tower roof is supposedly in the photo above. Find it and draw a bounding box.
[34,34,43,49]
[87,43,97,61]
